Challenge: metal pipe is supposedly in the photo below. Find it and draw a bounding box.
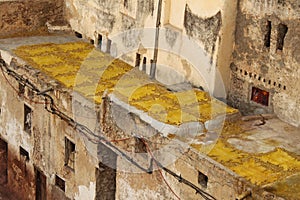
[150,0,163,79]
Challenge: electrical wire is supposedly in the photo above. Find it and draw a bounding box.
[141,138,217,200]
[0,60,217,200]
[0,61,149,173]
[141,138,181,200]
[0,65,46,105]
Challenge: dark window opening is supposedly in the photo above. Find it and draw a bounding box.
[90,39,94,45]
[20,146,29,162]
[277,23,288,51]
[98,34,103,49]
[124,0,128,8]
[264,21,272,48]
[27,89,34,100]
[24,104,32,134]
[19,83,25,96]
[75,31,82,38]
[251,87,269,106]
[135,53,141,67]
[198,171,208,188]
[142,57,147,72]
[134,137,147,153]
[106,39,112,53]
[65,137,75,169]
[55,175,65,192]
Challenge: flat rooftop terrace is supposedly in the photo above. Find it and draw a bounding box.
[0,34,299,199]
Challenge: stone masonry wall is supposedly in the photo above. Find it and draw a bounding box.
[229,0,300,127]
[0,0,66,38]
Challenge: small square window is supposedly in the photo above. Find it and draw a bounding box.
[65,137,75,170]
[20,146,29,162]
[24,104,32,134]
[251,87,269,106]
[75,31,82,38]
[134,137,147,153]
[55,175,65,192]
[198,171,208,188]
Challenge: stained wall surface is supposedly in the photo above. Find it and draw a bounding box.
[0,0,66,38]
[65,0,238,98]
[228,0,300,127]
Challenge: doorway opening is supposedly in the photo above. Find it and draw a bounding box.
[35,167,47,200]
[0,138,8,185]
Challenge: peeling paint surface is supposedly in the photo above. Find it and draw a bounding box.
[74,182,95,200]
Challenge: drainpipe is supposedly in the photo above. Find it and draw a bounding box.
[150,0,163,79]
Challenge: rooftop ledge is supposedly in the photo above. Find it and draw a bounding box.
[1,35,299,199]
[1,35,238,126]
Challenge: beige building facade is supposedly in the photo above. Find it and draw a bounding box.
[0,0,299,200]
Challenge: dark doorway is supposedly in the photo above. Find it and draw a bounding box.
[35,167,47,200]
[0,138,8,185]
[98,34,103,50]
[135,53,141,68]
[96,143,117,200]
[142,57,147,72]
[106,39,112,53]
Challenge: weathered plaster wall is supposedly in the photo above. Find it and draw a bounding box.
[99,93,277,200]
[0,59,36,200]
[0,41,289,199]
[0,54,99,199]
[160,0,237,97]
[229,0,300,127]
[64,0,237,98]
[0,0,66,38]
